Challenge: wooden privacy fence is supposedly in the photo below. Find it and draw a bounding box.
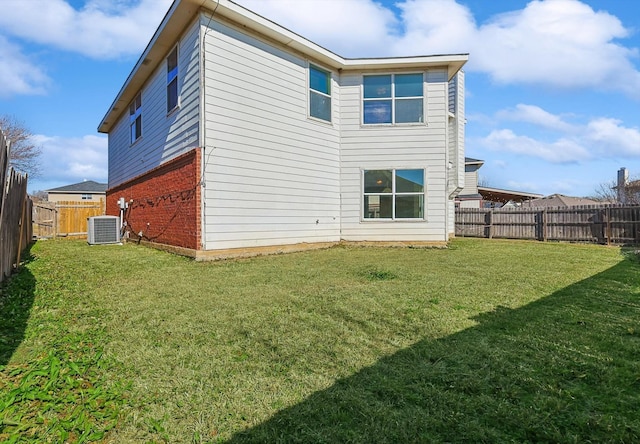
[0,127,32,281]
[456,205,640,245]
[33,199,105,238]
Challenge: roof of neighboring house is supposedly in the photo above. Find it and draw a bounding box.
[457,193,483,200]
[98,0,468,133]
[465,157,484,166]
[524,194,599,208]
[626,179,640,189]
[47,180,108,193]
[478,186,543,204]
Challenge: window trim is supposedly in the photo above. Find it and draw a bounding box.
[308,63,332,124]
[166,45,179,114]
[129,92,142,145]
[362,72,426,126]
[361,168,426,221]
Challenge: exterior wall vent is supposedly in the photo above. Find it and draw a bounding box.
[87,216,121,245]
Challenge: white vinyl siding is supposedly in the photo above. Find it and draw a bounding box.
[201,15,340,250]
[108,18,200,188]
[340,69,451,242]
[461,168,479,196]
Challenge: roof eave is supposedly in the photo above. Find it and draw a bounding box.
[342,54,467,79]
[478,186,543,199]
[98,0,469,133]
[98,0,199,134]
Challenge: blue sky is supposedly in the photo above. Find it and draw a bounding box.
[1,0,639,197]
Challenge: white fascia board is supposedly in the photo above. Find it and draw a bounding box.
[342,55,468,80]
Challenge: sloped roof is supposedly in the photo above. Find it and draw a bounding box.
[524,194,599,208]
[478,186,543,204]
[626,179,640,189]
[465,157,484,165]
[47,180,107,193]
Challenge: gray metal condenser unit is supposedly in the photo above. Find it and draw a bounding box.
[87,216,120,245]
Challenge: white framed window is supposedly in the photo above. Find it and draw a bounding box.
[363,169,425,219]
[167,46,179,112]
[309,65,331,122]
[81,194,93,200]
[129,92,142,144]
[363,73,424,125]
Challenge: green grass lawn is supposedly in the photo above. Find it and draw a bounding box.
[1,238,639,443]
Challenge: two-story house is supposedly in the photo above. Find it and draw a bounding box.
[98,0,468,259]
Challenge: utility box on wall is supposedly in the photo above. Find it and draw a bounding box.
[87,216,120,245]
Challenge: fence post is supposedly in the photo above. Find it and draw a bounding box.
[542,208,547,242]
[54,204,58,239]
[487,209,493,239]
[606,206,611,246]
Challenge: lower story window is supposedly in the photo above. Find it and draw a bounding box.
[363,169,425,219]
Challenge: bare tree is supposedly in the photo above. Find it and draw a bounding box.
[589,180,618,203]
[590,178,640,204]
[30,190,48,201]
[0,115,41,177]
[477,175,491,188]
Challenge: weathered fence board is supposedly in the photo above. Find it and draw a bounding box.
[33,199,105,238]
[456,205,640,245]
[0,128,32,281]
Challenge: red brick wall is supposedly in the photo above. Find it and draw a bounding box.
[106,148,201,250]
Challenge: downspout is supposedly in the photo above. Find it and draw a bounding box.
[198,0,220,251]
[199,13,207,251]
[446,70,465,240]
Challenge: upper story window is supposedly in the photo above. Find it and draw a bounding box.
[363,73,424,125]
[81,194,93,200]
[129,92,142,144]
[167,46,179,112]
[363,169,425,220]
[309,65,331,122]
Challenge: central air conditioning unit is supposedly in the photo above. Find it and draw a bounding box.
[87,216,121,245]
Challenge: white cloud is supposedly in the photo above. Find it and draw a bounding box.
[32,134,108,184]
[585,118,640,157]
[470,0,640,93]
[0,36,50,97]
[479,105,640,163]
[395,0,640,96]
[482,129,590,163]
[0,0,172,59]
[237,0,640,97]
[496,104,577,132]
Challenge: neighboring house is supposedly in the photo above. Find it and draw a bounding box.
[478,186,543,208]
[523,194,599,208]
[47,180,107,203]
[98,0,468,258]
[454,157,543,208]
[456,157,484,208]
[616,167,640,204]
